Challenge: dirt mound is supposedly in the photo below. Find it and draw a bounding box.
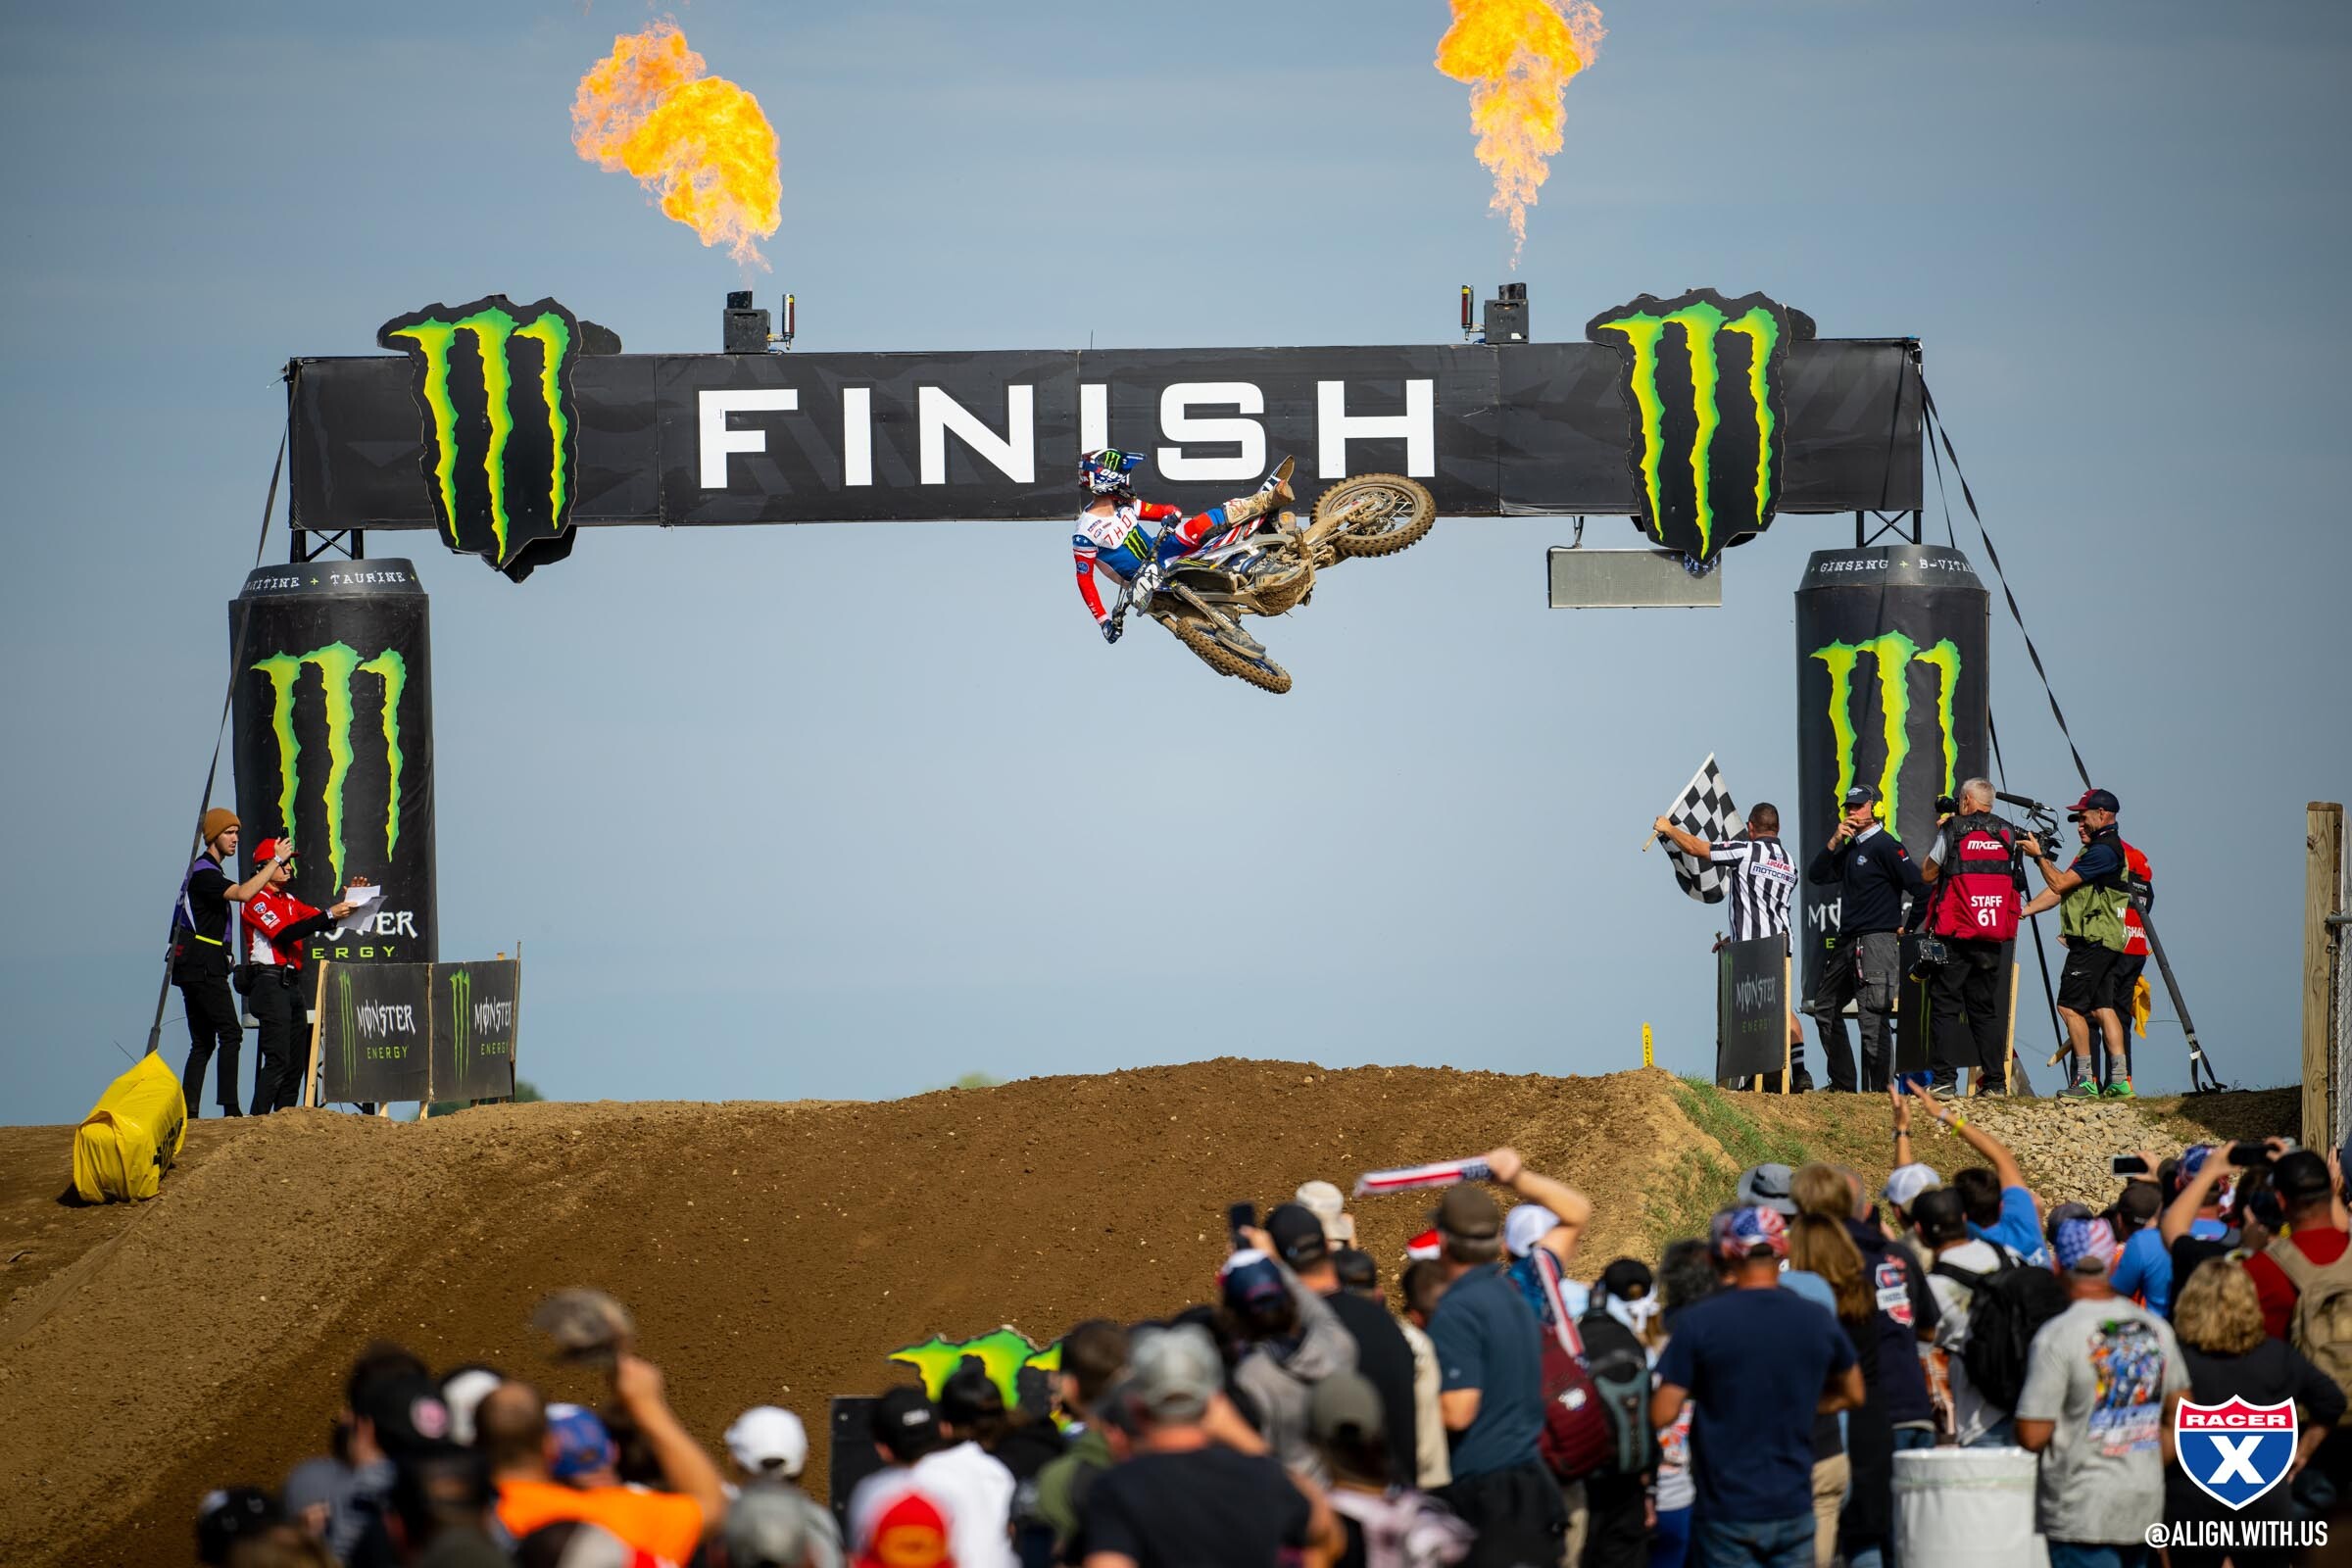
[0,1061,2292,1566]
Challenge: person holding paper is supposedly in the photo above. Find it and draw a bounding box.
[240,838,362,1114]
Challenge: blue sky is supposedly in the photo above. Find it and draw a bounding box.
[4,0,2346,1124]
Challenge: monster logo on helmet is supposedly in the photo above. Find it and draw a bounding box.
[1079,448,1143,496]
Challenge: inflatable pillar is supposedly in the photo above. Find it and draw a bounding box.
[1793,546,1988,1001]
[229,561,437,965]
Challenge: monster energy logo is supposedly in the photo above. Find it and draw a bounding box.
[446,969,514,1089]
[252,643,405,892]
[1588,289,1807,564]
[890,1329,1064,1410]
[377,294,580,570]
[1810,630,1963,833]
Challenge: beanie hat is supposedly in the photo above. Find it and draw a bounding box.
[200,808,240,845]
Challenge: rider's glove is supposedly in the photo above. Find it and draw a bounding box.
[1100,617,1121,645]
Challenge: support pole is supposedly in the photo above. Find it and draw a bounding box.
[2305,804,2343,1152]
[299,961,328,1109]
[1782,950,1793,1095]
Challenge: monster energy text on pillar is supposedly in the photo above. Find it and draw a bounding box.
[229,561,437,967]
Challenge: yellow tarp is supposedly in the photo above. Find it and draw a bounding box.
[72,1052,187,1202]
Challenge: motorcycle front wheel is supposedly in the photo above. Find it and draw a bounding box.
[1165,615,1292,695]
[1313,473,1436,560]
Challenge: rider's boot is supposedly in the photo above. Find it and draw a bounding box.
[1219,458,1297,529]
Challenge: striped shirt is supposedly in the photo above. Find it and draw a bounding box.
[1711,834,1797,943]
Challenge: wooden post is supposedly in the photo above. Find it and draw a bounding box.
[299,961,329,1108]
[1782,950,1794,1095]
[2002,958,2022,1096]
[2304,804,2343,1152]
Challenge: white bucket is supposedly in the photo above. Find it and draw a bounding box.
[1891,1446,2046,1568]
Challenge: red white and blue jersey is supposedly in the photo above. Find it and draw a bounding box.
[1073,498,1187,621]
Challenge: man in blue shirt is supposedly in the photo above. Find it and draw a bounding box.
[1653,1208,1864,1568]
[1425,1182,1560,1568]
[1913,1083,2050,1267]
[2110,1149,2225,1317]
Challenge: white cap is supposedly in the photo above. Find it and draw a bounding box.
[440,1368,502,1447]
[1504,1204,1560,1259]
[1295,1180,1352,1245]
[1885,1162,1942,1212]
[724,1405,808,1478]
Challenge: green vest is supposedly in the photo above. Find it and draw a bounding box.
[2059,830,2131,951]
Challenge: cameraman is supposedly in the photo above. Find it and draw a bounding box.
[2021,788,2133,1098]
[1919,779,2026,1094]
[1807,783,1926,1092]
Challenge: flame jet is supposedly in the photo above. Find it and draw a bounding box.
[1435,0,1605,264]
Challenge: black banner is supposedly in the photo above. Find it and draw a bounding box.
[318,961,431,1105]
[230,560,437,965]
[429,959,519,1102]
[1718,935,1794,1083]
[290,340,1922,531]
[1792,547,1990,1001]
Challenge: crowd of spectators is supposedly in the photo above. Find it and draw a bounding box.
[189,1113,2352,1568]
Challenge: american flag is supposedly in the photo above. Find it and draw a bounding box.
[1660,755,1739,905]
[1352,1157,1493,1198]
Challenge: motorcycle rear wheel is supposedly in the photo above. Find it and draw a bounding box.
[1314,473,1436,560]
[1167,616,1293,695]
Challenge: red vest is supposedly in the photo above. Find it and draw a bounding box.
[1930,818,2021,942]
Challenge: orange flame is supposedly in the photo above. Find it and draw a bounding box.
[1435,0,1605,265]
[572,21,782,268]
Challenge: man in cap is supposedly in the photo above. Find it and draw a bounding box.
[2015,1217,2184,1563]
[170,808,288,1116]
[1908,1188,2017,1449]
[1221,1225,1358,1481]
[724,1406,843,1568]
[238,836,361,1114]
[1266,1202,1418,1489]
[2109,1152,2212,1318]
[1805,783,1927,1093]
[725,1486,818,1568]
[2021,787,2136,1096]
[1074,1323,1339,1568]
[1295,1179,1356,1248]
[1424,1180,1561,1568]
[1653,1209,1862,1568]
[1311,1369,1475,1568]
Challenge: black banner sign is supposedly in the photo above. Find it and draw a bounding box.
[318,961,431,1104]
[230,561,437,965]
[429,959,519,1102]
[290,339,1921,532]
[1718,935,1794,1083]
[1792,547,1990,1002]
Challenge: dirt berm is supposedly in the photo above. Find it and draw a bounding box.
[0,1059,2293,1566]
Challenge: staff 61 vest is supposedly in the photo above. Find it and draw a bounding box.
[1930,816,2021,942]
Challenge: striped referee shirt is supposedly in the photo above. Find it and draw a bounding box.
[1711,834,1797,943]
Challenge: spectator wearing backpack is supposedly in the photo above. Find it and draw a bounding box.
[1562,1265,1660,1568]
[1911,1188,2057,1449]
[1913,1082,2051,1267]
[2015,1217,2187,1568]
[2241,1149,2352,1504]
[2160,1144,2284,1318]
[1265,1203,1421,1492]
[1651,1209,1863,1568]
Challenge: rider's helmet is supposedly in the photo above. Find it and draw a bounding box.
[1079,447,1143,497]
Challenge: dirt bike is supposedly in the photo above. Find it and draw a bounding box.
[1106,460,1436,694]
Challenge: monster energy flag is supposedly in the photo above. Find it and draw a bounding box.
[1794,546,1989,1001]
[230,561,436,967]
[318,961,432,1104]
[430,959,518,1102]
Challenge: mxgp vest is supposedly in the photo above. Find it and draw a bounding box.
[1930,815,2021,942]
[2060,826,2132,952]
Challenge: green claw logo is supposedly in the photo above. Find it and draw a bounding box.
[1810,630,1962,832]
[377,295,579,573]
[449,968,473,1089]
[889,1329,1063,1410]
[252,643,405,892]
[1588,290,1809,566]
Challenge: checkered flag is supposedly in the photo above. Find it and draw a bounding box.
[1660,755,1738,904]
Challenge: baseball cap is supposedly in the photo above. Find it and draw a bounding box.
[197,1486,281,1566]
[281,1457,346,1520]
[1432,1184,1502,1241]
[1504,1204,1559,1259]
[1218,1250,1288,1316]
[855,1486,955,1568]
[545,1403,617,1482]
[250,837,295,865]
[2066,788,2120,817]
[1126,1323,1222,1423]
[1734,1163,1799,1217]
[1909,1186,1968,1243]
[724,1405,808,1478]
[1598,1257,1654,1302]
[1884,1162,1941,1212]
[725,1485,813,1568]
[1842,784,1881,808]
[354,1369,456,1459]
[869,1386,940,1461]
[1295,1180,1351,1245]
[2054,1215,2119,1276]
[1308,1369,1386,1446]
[1714,1206,1789,1262]
[1265,1202,1332,1270]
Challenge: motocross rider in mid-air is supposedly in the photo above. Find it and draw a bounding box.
[1071,448,1294,643]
